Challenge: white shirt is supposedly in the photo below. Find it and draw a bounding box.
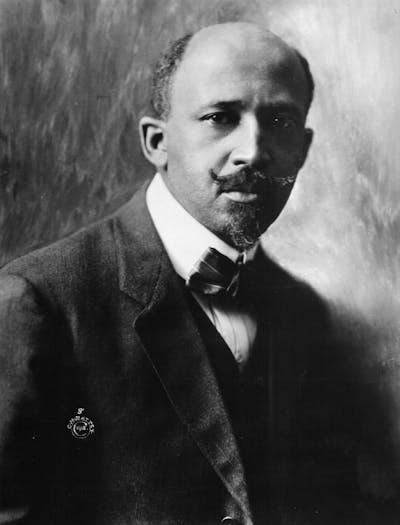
[146,173,258,369]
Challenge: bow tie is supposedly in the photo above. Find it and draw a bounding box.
[186,247,244,297]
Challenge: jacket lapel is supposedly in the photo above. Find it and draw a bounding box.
[244,250,310,488]
[112,182,252,522]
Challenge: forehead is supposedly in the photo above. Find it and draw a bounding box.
[170,33,309,115]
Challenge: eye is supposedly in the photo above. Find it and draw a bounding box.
[271,114,300,133]
[201,111,238,126]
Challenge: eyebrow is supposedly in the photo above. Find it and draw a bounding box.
[196,100,305,120]
[196,100,245,113]
[260,102,305,121]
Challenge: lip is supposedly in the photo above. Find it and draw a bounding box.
[223,191,260,203]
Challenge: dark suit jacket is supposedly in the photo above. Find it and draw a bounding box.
[0,182,398,525]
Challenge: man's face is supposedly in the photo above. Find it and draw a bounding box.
[163,28,312,249]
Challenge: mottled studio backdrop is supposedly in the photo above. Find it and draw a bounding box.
[1,0,400,425]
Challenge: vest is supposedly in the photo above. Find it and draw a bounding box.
[186,291,271,523]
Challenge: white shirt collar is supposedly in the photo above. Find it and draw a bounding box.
[146,173,258,281]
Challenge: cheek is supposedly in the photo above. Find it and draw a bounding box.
[275,142,304,171]
[167,132,198,167]
[168,144,216,182]
[166,126,229,182]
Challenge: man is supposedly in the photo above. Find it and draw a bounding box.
[0,22,397,525]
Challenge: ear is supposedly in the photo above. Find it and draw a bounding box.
[139,116,167,170]
[297,127,313,169]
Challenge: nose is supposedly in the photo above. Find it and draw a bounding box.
[230,115,270,167]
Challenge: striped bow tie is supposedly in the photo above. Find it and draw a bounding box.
[186,247,244,297]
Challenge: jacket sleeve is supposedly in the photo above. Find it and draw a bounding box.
[0,274,57,524]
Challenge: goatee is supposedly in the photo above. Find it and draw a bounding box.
[222,202,265,251]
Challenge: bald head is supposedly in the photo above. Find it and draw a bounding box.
[187,22,296,63]
[150,22,314,119]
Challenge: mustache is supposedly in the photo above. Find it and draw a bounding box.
[210,167,297,192]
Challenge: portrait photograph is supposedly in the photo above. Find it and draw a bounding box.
[0,1,399,524]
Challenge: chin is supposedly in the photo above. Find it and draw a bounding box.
[219,204,272,251]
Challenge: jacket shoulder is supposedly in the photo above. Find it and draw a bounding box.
[257,249,331,326]
[0,212,121,308]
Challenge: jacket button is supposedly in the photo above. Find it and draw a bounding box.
[220,517,239,525]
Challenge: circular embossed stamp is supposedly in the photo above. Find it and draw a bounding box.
[67,408,94,439]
